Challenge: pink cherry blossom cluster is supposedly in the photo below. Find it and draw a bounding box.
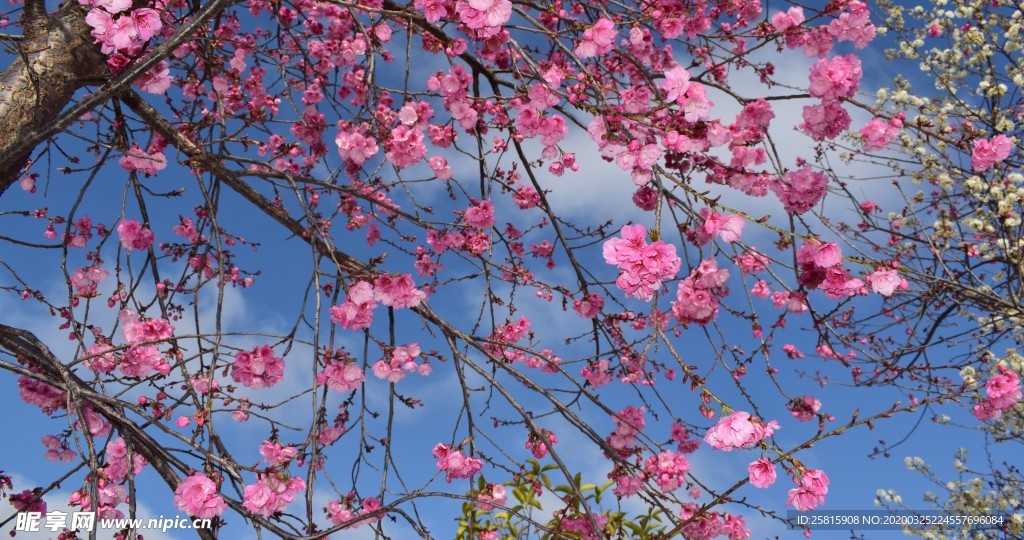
[671,258,729,326]
[670,422,702,454]
[456,0,511,37]
[119,144,168,175]
[18,372,65,412]
[788,395,822,422]
[770,166,828,214]
[786,469,830,511]
[559,513,609,540]
[81,0,162,54]
[231,344,285,389]
[796,241,864,299]
[335,123,379,165]
[973,366,1022,421]
[117,219,155,251]
[71,265,109,297]
[525,429,558,459]
[677,503,751,540]
[259,440,298,466]
[243,474,305,517]
[703,411,779,451]
[330,281,377,330]
[865,267,909,297]
[971,134,1013,172]
[317,359,365,393]
[433,443,483,482]
[747,457,777,488]
[643,450,690,493]
[327,497,384,528]
[476,483,507,510]
[859,114,903,151]
[574,17,616,57]
[373,273,427,308]
[372,343,431,382]
[603,224,681,300]
[70,478,127,519]
[801,51,861,143]
[384,125,427,169]
[118,310,173,377]
[697,210,745,244]
[103,437,146,482]
[572,292,604,318]
[41,435,76,462]
[10,489,46,514]
[173,473,227,519]
[606,406,646,458]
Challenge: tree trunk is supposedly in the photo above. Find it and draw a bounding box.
[0,1,106,194]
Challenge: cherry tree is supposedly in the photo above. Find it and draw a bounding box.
[0,0,1020,537]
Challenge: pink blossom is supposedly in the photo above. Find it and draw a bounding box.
[71,265,109,297]
[231,345,285,389]
[330,281,378,330]
[790,395,822,422]
[373,273,426,308]
[81,344,116,375]
[859,117,899,151]
[828,1,876,48]
[700,212,745,243]
[808,55,862,101]
[574,17,616,58]
[18,376,65,410]
[433,443,484,481]
[117,219,155,251]
[259,440,298,465]
[122,316,174,345]
[671,258,729,326]
[477,483,507,510]
[812,242,842,268]
[94,0,131,13]
[603,224,681,300]
[643,450,690,492]
[866,269,908,296]
[242,481,278,517]
[120,345,169,378]
[606,406,645,457]
[971,134,1013,172]
[572,292,604,318]
[133,61,173,94]
[973,367,1022,420]
[771,167,828,214]
[786,486,822,511]
[820,267,864,299]
[174,474,227,519]
[456,0,512,32]
[19,176,36,192]
[800,100,851,141]
[10,490,46,514]
[131,8,162,40]
[336,124,379,165]
[747,458,776,488]
[119,145,167,175]
[104,437,146,482]
[703,411,779,451]
[772,6,805,32]
[385,125,426,169]
[660,66,692,103]
[464,199,496,229]
[318,361,365,392]
[42,435,76,462]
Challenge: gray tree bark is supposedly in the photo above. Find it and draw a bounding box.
[0,0,106,194]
